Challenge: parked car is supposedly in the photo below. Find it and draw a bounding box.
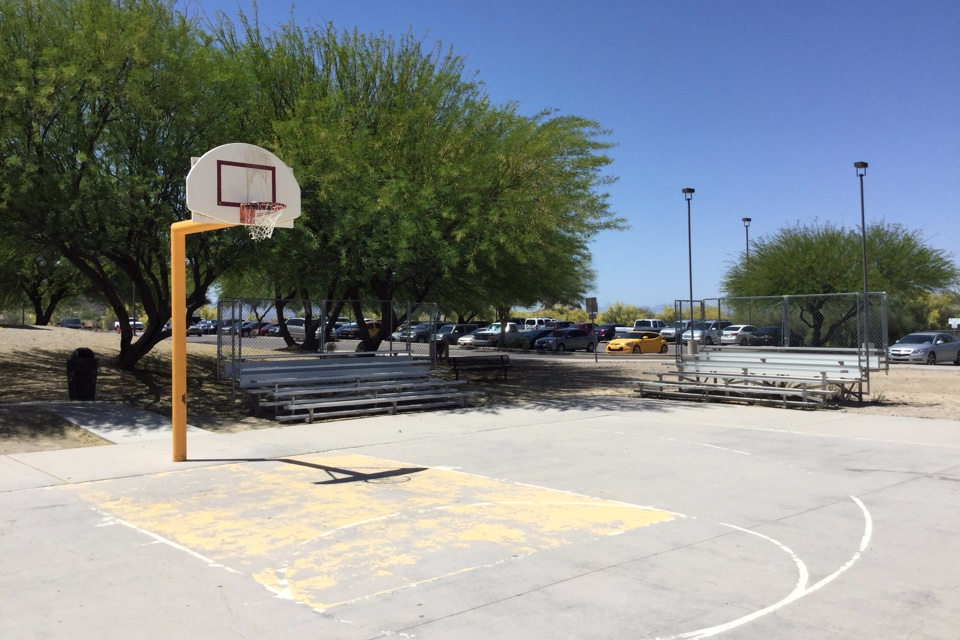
[336,319,382,340]
[457,327,490,348]
[114,319,145,332]
[888,332,960,365]
[282,318,308,339]
[681,320,732,345]
[633,318,667,332]
[523,317,556,330]
[595,323,619,342]
[720,324,757,346]
[186,322,206,336]
[575,322,595,334]
[432,323,480,346]
[547,320,576,330]
[59,317,83,329]
[534,328,598,352]
[505,328,553,349]
[314,317,353,340]
[747,325,805,347]
[239,321,270,337]
[392,321,452,343]
[258,323,277,336]
[605,330,668,355]
[660,320,691,343]
[469,321,519,347]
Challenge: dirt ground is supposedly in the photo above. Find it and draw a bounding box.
[1,324,957,455]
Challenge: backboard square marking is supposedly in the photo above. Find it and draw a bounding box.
[217,160,277,208]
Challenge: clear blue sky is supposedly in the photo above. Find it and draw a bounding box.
[186,0,959,311]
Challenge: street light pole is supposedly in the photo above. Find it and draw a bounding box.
[742,217,752,324]
[741,217,751,262]
[855,161,870,395]
[683,188,695,352]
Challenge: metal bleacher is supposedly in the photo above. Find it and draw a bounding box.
[637,346,877,408]
[225,353,482,422]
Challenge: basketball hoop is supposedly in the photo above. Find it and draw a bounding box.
[239,202,286,241]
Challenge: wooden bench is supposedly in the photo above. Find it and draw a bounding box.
[448,355,511,380]
[224,354,482,422]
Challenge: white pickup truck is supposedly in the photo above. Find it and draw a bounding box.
[633,318,667,332]
[472,321,518,346]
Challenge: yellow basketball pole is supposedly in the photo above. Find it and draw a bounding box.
[171,220,232,461]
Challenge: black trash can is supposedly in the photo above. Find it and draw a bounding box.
[67,348,98,401]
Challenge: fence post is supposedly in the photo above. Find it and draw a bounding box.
[782,296,790,347]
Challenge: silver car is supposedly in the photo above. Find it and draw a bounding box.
[660,320,690,343]
[888,332,960,365]
[534,328,598,352]
[681,320,732,345]
[456,327,489,348]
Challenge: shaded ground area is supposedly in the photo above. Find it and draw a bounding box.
[1,324,957,453]
[0,405,110,454]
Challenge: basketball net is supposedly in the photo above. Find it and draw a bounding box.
[239,202,287,241]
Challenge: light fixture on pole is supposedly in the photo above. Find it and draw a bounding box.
[855,161,870,394]
[682,188,695,351]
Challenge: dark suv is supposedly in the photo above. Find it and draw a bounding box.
[59,317,83,329]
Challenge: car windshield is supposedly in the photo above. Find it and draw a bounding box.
[899,334,934,344]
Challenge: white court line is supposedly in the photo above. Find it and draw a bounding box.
[650,496,873,640]
[92,506,241,575]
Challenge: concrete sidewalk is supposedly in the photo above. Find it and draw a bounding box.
[29,400,213,443]
[2,398,959,639]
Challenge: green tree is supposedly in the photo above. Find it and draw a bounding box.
[0,239,88,325]
[0,0,246,368]
[215,19,625,350]
[722,221,958,344]
[597,302,655,326]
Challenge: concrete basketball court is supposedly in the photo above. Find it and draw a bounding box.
[2,397,959,639]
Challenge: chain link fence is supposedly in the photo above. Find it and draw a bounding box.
[674,292,888,369]
[215,298,443,378]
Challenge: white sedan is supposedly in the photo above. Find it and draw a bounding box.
[720,324,757,345]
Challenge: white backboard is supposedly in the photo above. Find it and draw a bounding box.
[186,143,300,228]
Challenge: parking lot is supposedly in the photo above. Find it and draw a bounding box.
[188,331,686,359]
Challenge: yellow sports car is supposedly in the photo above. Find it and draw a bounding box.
[605,330,669,355]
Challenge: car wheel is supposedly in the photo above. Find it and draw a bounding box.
[586,342,595,353]
[632,345,641,354]
[704,336,713,345]
[557,344,566,352]
[740,338,747,346]
[927,352,936,365]
[416,336,426,343]
[955,350,960,366]
[659,344,668,354]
